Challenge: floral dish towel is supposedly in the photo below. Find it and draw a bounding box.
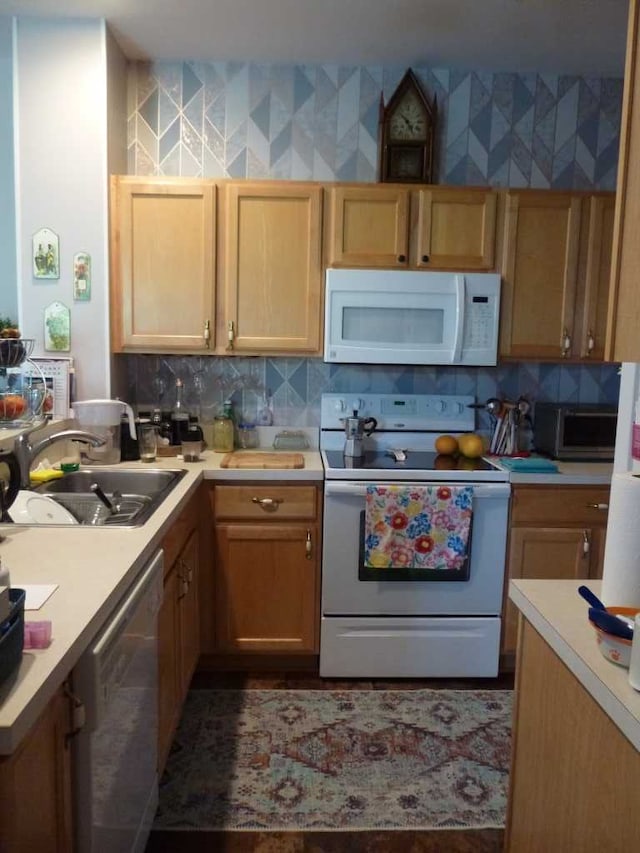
[364,484,473,571]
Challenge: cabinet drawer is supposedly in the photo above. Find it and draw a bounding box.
[510,486,610,526]
[214,485,317,520]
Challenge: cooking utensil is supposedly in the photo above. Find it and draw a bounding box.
[588,606,634,640]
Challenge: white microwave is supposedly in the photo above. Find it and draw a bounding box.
[324,269,501,366]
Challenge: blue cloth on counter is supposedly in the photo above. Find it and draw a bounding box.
[497,456,559,473]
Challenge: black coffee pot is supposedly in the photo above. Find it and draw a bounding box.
[0,449,21,521]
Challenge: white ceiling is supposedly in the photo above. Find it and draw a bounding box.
[1,0,630,76]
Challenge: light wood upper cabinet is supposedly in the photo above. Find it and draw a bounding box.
[606,0,640,361]
[327,185,411,267]
[501,485,609,658]
[220,182,323,354]
[326,184,497,270]
[414,187,497,269]
[110,176,216,352]
[500,190,615,361]
[576,194,616,360]
[500,190,582,359]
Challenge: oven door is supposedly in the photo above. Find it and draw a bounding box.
[322,480,510,616]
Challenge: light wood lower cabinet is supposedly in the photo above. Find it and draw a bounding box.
[506,619,640,850]
[0,686,73,853]
[502,485,609,657]
[211,484,321,653]
[158,494,201,774]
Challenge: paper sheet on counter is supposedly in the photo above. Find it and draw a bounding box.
[20,584,58,610]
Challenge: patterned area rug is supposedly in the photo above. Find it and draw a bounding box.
[154,689,512,832]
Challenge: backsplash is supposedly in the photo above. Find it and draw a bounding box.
[121,356,621,433]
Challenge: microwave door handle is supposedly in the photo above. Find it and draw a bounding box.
[451,274,465,364]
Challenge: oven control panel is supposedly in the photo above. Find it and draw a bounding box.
[320,393,475,432]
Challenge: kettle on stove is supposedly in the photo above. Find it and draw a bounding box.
[342,410,377,458]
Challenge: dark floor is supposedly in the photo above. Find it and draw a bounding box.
[145,671,513,853]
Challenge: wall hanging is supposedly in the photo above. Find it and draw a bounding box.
[44,301,70,352]
[73,252,91,301]
[32,227,59,280]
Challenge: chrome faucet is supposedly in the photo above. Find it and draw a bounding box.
[14,421,106,489]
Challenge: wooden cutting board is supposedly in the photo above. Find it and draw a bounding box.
[220,451,305,469]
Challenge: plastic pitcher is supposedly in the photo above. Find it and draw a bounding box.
[73,399,137,465]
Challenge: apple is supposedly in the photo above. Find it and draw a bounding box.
[1,394,26,419]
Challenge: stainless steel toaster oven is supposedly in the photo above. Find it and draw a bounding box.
[532,403,617,461]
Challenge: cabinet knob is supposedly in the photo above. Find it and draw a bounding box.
[397,254,406,263]
[582,530,590,556]
[586,330,595,355]
[586,503,609,510]
[306,529,312,559]
[226,320,235,351]
[561,328,572,358]
[421,255,430,263]
[204,319,211,349]
[251,496,282,510]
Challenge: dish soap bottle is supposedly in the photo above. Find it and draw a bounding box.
[213,400,235,453]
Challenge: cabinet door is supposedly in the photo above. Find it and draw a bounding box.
[575,193,615,360]
[110,177,216,351]
[222,182,323,354]
[414,187,497,269]
[215,523,320,652]
[158,566,180,774]
[500,190,582,359]
[178,528,200,700]
[0,686,73,853]
[503,527,595,655]
[326,185,411,267]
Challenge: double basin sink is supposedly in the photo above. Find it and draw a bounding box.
[27,468,187,527]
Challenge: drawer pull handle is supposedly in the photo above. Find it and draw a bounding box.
[586,503,609,510]
[306,529,312,559]
[251,496,282,510]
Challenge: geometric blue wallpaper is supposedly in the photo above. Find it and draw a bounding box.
[124,60,623,427]
[128,63,622,190]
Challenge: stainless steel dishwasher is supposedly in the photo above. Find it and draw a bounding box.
[72,549,164,853]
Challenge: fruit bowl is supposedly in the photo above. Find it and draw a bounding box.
[0,390,29,423]
[589,606,639,668]
[0,338,34,368]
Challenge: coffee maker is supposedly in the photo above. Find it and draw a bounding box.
[343,410,377,458]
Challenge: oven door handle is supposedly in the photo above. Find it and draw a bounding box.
[324,482,511,499]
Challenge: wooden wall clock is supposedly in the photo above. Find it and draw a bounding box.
[378,69,437,184]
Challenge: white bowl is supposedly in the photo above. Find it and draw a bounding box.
[589,606,639,668]
[9,491,78,525]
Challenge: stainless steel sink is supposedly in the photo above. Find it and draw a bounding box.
[28,467,187,527]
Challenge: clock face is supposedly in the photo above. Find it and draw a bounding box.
[388,146,425,180]
[389,92,428,141]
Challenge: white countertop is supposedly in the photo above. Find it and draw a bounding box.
[0,449,323,753]
[510,579,640,752]
[492,459,614,485]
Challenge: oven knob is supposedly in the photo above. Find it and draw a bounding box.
[455,402,464,414]
[435,399,446,413]
[333,399,346,413]
[351,398,364,413]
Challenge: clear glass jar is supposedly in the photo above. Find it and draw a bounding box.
[212,414,234,452]
[238,422,258,449]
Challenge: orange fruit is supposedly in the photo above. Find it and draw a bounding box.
[457,432,485,459]
[434,434,458,456]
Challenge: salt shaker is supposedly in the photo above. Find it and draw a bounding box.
[628,614,640,691]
